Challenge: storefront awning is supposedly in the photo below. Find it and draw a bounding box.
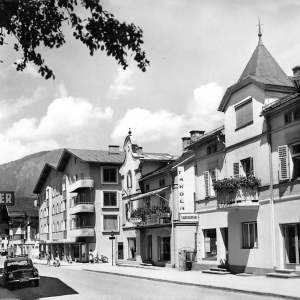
[129,186,170,201]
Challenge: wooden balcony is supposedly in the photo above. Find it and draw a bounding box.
[68,178,94,193]
[217,187,259,211]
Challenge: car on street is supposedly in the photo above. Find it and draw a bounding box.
[2,256,40,289]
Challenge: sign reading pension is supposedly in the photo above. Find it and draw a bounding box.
[0,191,14,206]
[178,167,185,212]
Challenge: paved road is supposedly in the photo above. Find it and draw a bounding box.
[0,259,281,300]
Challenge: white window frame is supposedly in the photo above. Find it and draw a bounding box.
[101,166,118,184]
[242,221,258,249]
[204,168,217,198]
[102,191,119,208]
[102,215,120,232]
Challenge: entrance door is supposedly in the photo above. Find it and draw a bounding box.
[118,243,124,259]
[284,224,300,268]
[147,235,152,260]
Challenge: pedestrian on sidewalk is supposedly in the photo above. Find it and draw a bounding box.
[89,249,94,263]
[46,252,51,266]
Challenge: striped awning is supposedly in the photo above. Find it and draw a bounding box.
[129,186,170,201]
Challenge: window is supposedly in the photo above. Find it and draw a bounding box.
[292,143,300,179]
[159,179,165,187]
[285,113,292,124]
[46,189,49,200]
[242,222,258,248]
[103,192,117,207]
[102,167,118,184]
[207,143,217,155]
[145,184,149,191]
[160,194,166,207]
[204,169,216,198]
[56,203,59,214]
[62,179,66,191]
[127,171,132,189]
[80,172,85,179]
[128,238,136,259]
[235,99,253,129]
[294,110,300,121]
[203,229,217,259]
[144,197,150,208]
[233,157,254,178]
[103,215,119,231]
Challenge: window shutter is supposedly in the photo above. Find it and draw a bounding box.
[250,157,254,175]
[278,145,290,181]
[233,162,240,178]
[236,100,253,128]
[204,171,210,197]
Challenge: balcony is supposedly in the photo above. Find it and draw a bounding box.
[69,226,95,238]
[130,213,171,227]
[68,178,94,193]
[217,187,259,211]
[69,202,95,215]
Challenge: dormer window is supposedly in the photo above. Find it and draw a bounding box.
[235,99,253,129]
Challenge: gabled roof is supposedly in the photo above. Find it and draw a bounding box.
[33,163,57,194]
[218,33,295,112]
[7,198,38,218]
[56,148,125,172]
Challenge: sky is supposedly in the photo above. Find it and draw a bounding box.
[1,0,300,164]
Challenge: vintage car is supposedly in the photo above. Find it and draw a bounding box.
[2,256,40,289]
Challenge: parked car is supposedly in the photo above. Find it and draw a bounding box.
[2,256,40,289]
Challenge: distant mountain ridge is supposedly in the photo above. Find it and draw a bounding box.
[0,149,64,198]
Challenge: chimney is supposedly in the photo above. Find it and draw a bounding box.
[136,146,143,155]
[182,137,191,152]
[291,66,300,92]
[190,130,205,143]
[109,145,119,154]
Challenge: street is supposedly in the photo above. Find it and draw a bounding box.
[0,259,282,300]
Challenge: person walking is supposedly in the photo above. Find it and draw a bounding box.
[89,249,94,263]
[46,252,51,266]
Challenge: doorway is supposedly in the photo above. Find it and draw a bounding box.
[283,224,300,268]
[147,235,152,260]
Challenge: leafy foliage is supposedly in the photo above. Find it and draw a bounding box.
[212,175,261,193]
[130,205,171,221]
[0,0,150,79]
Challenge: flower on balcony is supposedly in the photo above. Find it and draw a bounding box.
[212,175,261,193]
[130,205,171,221]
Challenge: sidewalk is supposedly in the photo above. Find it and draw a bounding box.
[32,259,300,300]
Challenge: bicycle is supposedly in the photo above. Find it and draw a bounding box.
[93,254,108,263]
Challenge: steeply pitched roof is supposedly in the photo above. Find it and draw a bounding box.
[218,32,295,112]
[7,198,38,218]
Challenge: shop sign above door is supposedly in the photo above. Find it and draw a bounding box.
[0,191,14,206]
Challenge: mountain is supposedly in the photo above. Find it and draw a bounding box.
[0,149,64,198]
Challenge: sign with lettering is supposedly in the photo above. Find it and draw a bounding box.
[0,191,14,206]
[180,213,198,222]
[178,167,185,212]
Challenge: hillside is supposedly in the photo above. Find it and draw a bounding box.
[0,149,64,198]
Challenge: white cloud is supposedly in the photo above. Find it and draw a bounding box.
[6,88,113,142]
[107,67,134,99]
[111,82,225,148]
[0,86,46,122]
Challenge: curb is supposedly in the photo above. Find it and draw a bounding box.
[83,269,300,300]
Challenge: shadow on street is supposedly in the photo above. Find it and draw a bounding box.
[0,267,78,300]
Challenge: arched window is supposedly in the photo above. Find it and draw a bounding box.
[127,170,132,189]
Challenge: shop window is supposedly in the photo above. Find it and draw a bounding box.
[242,222,258,249]
[235,99,253,129]
[203,229,217,260]
[103,192,117,207]
[158,236,171,261]
[102,167,118,184]
[103,215,118,232]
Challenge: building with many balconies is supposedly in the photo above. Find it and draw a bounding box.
[33,146,125,262]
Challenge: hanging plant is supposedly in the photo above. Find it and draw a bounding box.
[212,175,261,193]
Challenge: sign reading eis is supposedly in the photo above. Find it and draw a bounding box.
[0,191,15,206]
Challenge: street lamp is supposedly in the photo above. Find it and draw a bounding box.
[109,231,115,266]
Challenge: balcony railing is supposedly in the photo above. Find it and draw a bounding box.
[69,202,95,215]
[68,177,94,193]
[130,213,171,227]
[217,187,259,211]
[69,226,95,238]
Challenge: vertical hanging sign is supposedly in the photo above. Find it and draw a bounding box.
[178,167,185,212]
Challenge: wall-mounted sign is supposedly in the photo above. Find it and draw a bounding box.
[0,191,14,206]
[180,213,198,222]
[178,167,185,212]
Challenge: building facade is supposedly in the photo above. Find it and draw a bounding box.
[34,146,125,262]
